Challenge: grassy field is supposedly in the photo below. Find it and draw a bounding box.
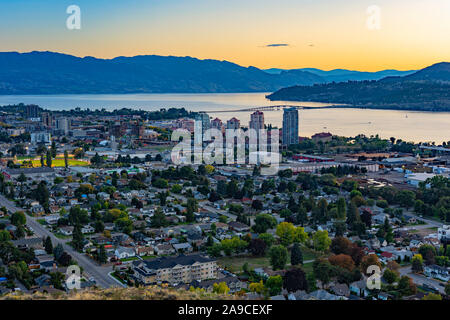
[16,158,89,167]
[217,246,324,274]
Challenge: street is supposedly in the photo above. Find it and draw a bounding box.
[399,266,446,294]
[0,195,121,289]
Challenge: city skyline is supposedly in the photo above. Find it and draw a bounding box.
[0,0,449,71]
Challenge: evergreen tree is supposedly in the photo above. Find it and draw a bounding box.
[291,243,304,265]
[64,150,69,169]
[336,197,346,220]
[98,245,107,264]
[346,201,360,226]
[46,150,52,167]
[51,141,57,158]
[44,236,53,254]
[72,224,84,251]
[296,205,308,226]
[53,243,64,261]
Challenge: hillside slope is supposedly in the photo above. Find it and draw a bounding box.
[264,68,416,82]
[0,51,325,94]
[267,62,450,111]
[0,286,239,300]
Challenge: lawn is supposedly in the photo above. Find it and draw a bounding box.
[54,232,72,239]
[218,255,270,272]
[16,158,89,167]
[217,246,324,274]
[120,257,140,262]
[141,255,157,260]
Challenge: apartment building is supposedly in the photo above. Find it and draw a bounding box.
[282,107,299,146]
[132,254,218,285]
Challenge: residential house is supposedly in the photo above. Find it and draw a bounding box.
[114,246,136,260]
[59,226,74,236]
[155,243,175,256]
[81,225,95,234]
[135,246,154,257]
[173,242,193,254]
[228,221,250,233]
[350,279,369,297]
[44,214,60,225]
[424,265,450,282]
[330,283,350,297]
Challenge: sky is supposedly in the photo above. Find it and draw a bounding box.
[0,0,449,71]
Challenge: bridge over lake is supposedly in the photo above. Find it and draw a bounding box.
[199,105,309,113]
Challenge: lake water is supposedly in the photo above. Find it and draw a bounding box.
[1,92,449,143]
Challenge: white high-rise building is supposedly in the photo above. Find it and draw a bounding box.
[249,111,264,131]
[56,118,70,135]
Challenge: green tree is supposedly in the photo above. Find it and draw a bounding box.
[0,230,11,242]
[266,275,283,296]
[313,258,333,288]
[269,245,288,270]
[44,236,53,254]
[283,267,308,292]
[336,197,346,220]
[10,211,26,226]
[395,190,416,209]
[34,181,50,211]
[98,245,107,264]
[276,222,296,247]
[64,150,69,169]
[249,238,267,257]
[258,233,275,247]
[51,141,57,158]
[72,224,84,252]
[422,293,442,300]
[291,243,303,265]
[445,283,450,296]
[53,243,64,261]
[411,254,424,273]
[313,198,328,224]
[383,268,398,284]
[151,208,168,228]
[171,184,182,194]
[46,150,52,167]
[212,282,230,294]
[253,214,277,234]
[313,230,332,252]
[50,272,65,290]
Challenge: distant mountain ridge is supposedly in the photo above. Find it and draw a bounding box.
[267,62,450,111]
[0,51,329,95]
[264,67,416,82]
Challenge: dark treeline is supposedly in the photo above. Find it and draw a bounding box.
[0,104,198,121]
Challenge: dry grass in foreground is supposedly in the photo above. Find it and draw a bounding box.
[0,286,239,300]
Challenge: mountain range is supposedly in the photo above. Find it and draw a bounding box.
[267,62,450,111]
[0,51,419,95]
[264,68,417,82]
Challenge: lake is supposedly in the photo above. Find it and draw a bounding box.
[1,92,449,143]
